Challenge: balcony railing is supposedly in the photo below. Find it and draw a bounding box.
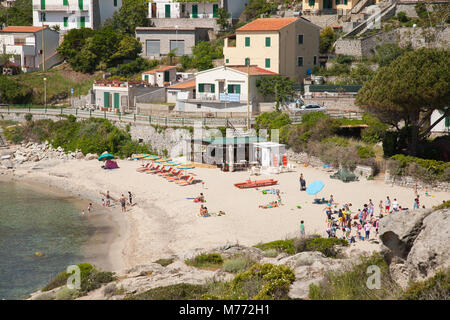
[33,4,88,11]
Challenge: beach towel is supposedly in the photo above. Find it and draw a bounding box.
[105,159,119,169]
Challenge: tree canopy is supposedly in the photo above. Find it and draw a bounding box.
[356,48,450,156]
[319,26,337,54]
[101,0,150,34]
[57,28,142,73]
[256,76,295,111]
[0,0,32,26]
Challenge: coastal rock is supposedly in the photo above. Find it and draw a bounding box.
[379,208,450,288]
[85,153,98,161]
[76,152,84,160]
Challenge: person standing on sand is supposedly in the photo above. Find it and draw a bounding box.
[379,200,383,216]
[128,191,133,205]
[120,194,126,212]
[364,221,371,240]
[87,203,92,214]
[299,174,306,191]
[300,220,305,237]
[106,191,110,207]
[81,210,85,216]
[384,196,391,214]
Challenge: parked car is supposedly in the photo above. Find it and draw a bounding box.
[299,103,327,112]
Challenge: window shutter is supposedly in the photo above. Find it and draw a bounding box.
[336,0,339,5]
[314,56,317,65]
[210,84,215,93]
[265,37,270,47]
[344,0,348,4]
[78,0,83,10]
[308,0,315,7]
[63,0,68,5]
[199,84,204,92]
[114,0,117,6]
[235,85,241,94]
[228,84,233,93]
[445,116,450,127]
[245,58,250,66]
[298,57,303,67]
[64,17,68,27]
[265,58,270,68]
[298,35,303,44]
[245,37,250,47]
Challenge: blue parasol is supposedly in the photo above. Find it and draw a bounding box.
[98,153,114,161]
[306,180,325,195]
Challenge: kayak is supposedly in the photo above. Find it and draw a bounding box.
[234,179,278,189]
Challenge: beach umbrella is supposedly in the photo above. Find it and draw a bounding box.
[155,158,171,163]
[98,153,114,161]
[143,155,160,161]
[164,162,181,167]
[132,154,150,159]
[306,180,325,195]
[176,164,195,170]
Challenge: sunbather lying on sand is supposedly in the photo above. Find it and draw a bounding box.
[259,201,279,209]
[194,193,205,203]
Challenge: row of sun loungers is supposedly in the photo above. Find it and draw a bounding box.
[136,163,196,186]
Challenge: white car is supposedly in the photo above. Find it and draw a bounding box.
[299,103,327,112]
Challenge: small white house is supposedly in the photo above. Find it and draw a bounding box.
[141,66,177,87]
[0,26,60,72]
[166,78,196,103]
[253,142,287,168]
[32,0,122,31]
[430,109,450,134]
[175,64,277,113]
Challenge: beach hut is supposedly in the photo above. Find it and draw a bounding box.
[252,142,286,168]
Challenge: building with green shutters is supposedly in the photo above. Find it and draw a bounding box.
[32,0,122,31]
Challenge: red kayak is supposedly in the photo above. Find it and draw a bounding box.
[234,179,278,189]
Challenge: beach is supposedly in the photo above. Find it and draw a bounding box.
[3,157,448,274]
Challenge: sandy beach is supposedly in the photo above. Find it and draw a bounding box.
[3,157,449,273]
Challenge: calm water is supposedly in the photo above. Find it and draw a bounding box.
[0,181,91,299]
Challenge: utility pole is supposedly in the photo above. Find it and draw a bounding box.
[246,59,250,131]
[44,77,47,109]
[41,25,46,71]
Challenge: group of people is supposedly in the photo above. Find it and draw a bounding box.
[321,196,382,243]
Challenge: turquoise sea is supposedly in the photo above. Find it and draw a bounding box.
[0,181,92,299]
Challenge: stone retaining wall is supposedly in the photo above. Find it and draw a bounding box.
[385,170,450,193]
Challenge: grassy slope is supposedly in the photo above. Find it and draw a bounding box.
[11,63,96,105]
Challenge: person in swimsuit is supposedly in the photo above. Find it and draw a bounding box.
[106,191,110,207]
[120,194,126,212]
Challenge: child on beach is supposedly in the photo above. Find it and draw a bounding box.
[102,199,105,207]
[87,203,92,213]
[379,200,383,215]
[106,191,110,207]
[300,220,305,237]
[81,210,85,216]
[385,196,391,214]
[364,221,372,240]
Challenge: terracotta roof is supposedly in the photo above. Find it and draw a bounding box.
[142,65,176,74]
[168,79,196,89]
[1,26,46,33]
[228,65,278,76]
[237,18,298,32]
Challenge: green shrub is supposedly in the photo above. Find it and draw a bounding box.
[154,258,174,267]
[397,11,409,22]
[55,287,80,300]
[401,269,450,300]
[42,271,70,292]
[361,114,388,143]
[254,240,295,255]
[357,146,375,159]
[263,249,279,258]
[223,256,256,273]
[125,283,208,300]
[335,55,355,65]
[24,113,33,122]
[433,200,450,210]
[230,264,296,300]
[185,253,224,269]
[309,253,401,299]
[304,236,348,258]
[388,154,450,182]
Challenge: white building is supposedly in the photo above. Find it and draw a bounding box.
[176,65,277,114]
[141,65,177,87]
[32,0,122,31]
[148,0,248,19]
[430,109,450,134]
[166,78,196,103]
[0,26,60,72]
